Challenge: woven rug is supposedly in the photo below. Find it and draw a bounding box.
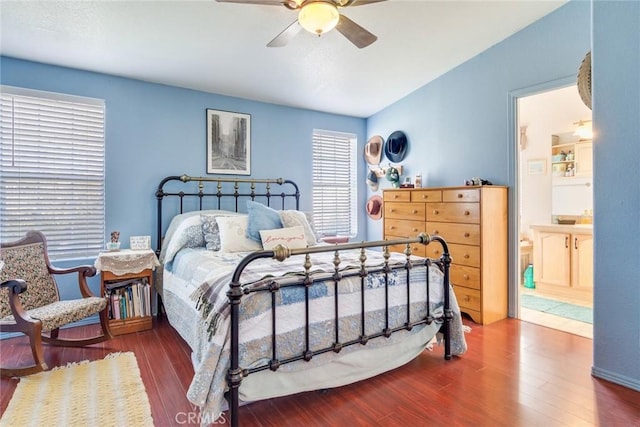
[0,352,153,427]
[521,294,593,324]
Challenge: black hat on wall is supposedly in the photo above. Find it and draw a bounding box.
[384,131,408,163]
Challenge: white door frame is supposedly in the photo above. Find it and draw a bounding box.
[506,75,578,318]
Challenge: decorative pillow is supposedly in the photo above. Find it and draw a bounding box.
[279,210,318,246]
[246,200,283,242]
[159,211,205,265]
[201,212,242,251]
[160,209,237,264]
[260,226,307,250]
[217,215,263,253]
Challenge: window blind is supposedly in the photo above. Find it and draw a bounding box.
[312,129,357,238]
[0,87,105,260]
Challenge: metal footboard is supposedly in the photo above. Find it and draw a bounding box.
[225,233,452,427]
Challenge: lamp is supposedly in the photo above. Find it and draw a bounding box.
[573,120,593,140]
[298,1,340,36]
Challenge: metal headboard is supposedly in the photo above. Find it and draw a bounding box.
[155,174,300,256]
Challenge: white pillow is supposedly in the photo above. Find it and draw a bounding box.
[216,215,262,253]
[259,226,307,250]
[279,210,317,246]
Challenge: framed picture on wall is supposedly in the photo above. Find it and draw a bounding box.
[527,159,546,175]
[206,109,251,175]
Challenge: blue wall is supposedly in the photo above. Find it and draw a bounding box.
[367,0,640,392]
[591,0,640,392]
[366,1,591,241]
[0,56,367,300]
[0,57,367,243]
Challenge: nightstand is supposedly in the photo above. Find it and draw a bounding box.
[95,249,160,335]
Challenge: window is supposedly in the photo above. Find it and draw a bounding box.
[0,86,105,260]
[312,129,357,238]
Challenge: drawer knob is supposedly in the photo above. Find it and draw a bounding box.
[458,193,463,198]
[433,210,439,215]
[412,228,418,232]
[464,295,470,301]
[464,254,470,259]
[464,232,470,237]
[412,209,418,214]
[390,209,396,213]
[394,195,399,199]
[422,195,427,199]
[433,230,439,234]
[463,274,469,280]
[464,210,470,216]
[390,226,395,230]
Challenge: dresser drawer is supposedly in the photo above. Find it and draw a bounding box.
[452,284,481,312]
[426,202,479,223]
[385,236,427,258]
[450,265,481,290]
[384,190,411,202]
[442,188,480,203]
[424,244,444,259]
[385,202,426,221]
[449,243,480,268]
[426,221,480,245]
[411,190,442,203]
[385,219,424,238]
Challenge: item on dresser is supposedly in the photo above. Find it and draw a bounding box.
[414,173,423,188]
[464,177,493,186]
[155,174,467,426]
[383,186,508,324]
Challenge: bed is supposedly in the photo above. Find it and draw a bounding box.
[155,175,467,426]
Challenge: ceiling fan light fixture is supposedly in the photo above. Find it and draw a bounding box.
[298,2,340,36]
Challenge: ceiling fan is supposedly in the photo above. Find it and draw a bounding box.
[215,0,386,49]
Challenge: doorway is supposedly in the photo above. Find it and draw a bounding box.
[515,82,593,339]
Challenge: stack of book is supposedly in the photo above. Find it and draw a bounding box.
[105,277,151,320]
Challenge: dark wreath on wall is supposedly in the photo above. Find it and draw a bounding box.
[206,109,251,175]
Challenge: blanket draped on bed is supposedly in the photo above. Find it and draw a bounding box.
[165,249,467,422]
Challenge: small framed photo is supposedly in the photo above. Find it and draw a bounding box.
[130,235,151,251]
[206,109,251,175]
[527,159,547,175]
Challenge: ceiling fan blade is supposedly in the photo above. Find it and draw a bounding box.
[335,14,377,49]
[340,0,387,7]
[215,0,291,6]
[267,20,302,47]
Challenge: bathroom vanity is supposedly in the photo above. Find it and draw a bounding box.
[530,224,593,305]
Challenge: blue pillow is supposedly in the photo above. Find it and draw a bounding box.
[246,200,283,242]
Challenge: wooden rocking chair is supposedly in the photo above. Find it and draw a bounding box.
[0,230,113,377]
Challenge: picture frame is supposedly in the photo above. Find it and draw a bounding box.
[129,235,151,251]
[206,109,251,175]
[527,159,547,175]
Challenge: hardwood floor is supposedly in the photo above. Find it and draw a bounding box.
[2,316,639,426]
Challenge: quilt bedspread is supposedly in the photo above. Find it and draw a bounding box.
[162,248,467,420]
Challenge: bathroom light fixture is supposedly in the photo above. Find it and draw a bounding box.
[573,120,593,140]
[298,1,340,36]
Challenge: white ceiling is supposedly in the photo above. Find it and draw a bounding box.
[0,0,565,118]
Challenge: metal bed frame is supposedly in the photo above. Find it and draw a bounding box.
[156,174,453,427]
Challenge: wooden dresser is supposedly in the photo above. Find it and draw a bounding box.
[383,186,508,324]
